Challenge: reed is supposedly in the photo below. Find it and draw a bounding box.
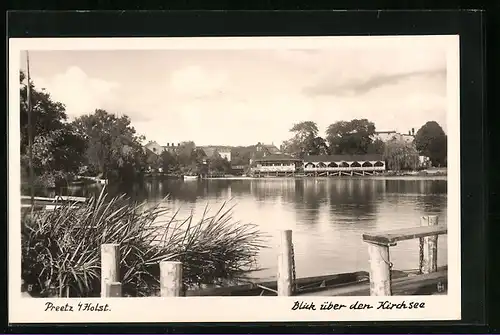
[21,187,267,297]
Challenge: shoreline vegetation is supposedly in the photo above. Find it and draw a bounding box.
[142,168,448,180]
[21,188,268,298]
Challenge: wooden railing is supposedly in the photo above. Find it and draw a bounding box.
[362,215,447,296]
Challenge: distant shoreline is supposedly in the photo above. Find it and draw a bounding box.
[201,175,447,181]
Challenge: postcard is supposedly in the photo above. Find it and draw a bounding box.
[9,35,460,323]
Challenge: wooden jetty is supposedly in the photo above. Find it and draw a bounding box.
[83,215,446,298]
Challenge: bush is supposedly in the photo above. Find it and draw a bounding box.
[21,188,267,297]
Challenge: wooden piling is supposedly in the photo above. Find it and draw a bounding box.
[105,282,122,297]
[366,242,392,296]
[160,261,183,297]
[277,229,293,296]
[101,243,120,298]
[419,215,439,274]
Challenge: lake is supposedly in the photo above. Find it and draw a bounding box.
[53,176,448,282]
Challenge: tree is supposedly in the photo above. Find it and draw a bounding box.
[414,121,447,167]
[309,137,329,155]
[326,119,376,155]
[20,71,68,153]
[176,141,196,167]
[231,146,254,166]
[367,139,385,155]
[160,150,178,173]
[146,150,162,171]
[282,121,327,157]
[72,109,146,182]
[19,71,86,187]
[209,152,231,174]
[383,138,419,171]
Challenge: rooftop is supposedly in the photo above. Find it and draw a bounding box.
[254,154,302,162]
[304,154,384,162]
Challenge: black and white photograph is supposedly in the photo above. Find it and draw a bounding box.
[9,35,461,323]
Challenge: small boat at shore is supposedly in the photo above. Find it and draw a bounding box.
[21,195,88,212]
[183,175,199,181]
[185,266,447,297]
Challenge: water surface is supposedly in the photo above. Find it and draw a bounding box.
[54,177,448,281]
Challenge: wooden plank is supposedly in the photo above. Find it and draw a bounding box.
[277,230,293,296]
[101,244,120,298]
[367,242,391,296]
[160,261,184,297]
[420,216,439,274]
[105,282,122,297]
[299,267,447,297]
[362,224,447,246]
[21,195,87,203]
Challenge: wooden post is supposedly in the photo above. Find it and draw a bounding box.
[277,230,293,296]
[105,282,122,297]
[419,215,439,274]
[367,242,392,296]
[101,244,120,298]
[160,261,183,297]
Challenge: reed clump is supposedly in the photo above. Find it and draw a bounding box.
[21,188,267,297]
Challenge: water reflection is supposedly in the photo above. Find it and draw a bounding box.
[35,177,448,281]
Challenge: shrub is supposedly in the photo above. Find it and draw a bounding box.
[21,188,267,297]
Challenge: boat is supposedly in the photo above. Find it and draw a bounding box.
[183,175,199,181]
[185,266,447,297]
[21,195,88,212]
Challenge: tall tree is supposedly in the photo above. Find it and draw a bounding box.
[414,121,447,167]
[160,150,178,173]
[283,121,325,157]
[309,137,330,156]
[19,71,86,187]
[209,152,231,174]
[326,119,376,155]
[72,109,146,181]
[20,71,68,154]
[383,138,420,171]
[367,138,385,155]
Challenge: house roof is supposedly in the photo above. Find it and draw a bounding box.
[201,147,216,157]
[254,154,302,162]
[199,146,231,157]
[304,154,384,162]
[144,147,158,156]
[375,130,396,134]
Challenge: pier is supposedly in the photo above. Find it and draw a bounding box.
[51,215,446,298]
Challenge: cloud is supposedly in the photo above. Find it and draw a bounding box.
[304,68,446,97]
[33,66,120,119]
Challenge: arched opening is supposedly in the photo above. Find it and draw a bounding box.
[351,161,361,167]
[328,162,338,168]
[304,162,315,169]
[317,162,326,168]
[340,162,349,168]
[362,161,373,167]
[374,161,385,167]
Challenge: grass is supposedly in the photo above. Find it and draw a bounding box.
[21,187,268,297]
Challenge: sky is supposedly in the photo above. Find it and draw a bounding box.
[20,43,448,147]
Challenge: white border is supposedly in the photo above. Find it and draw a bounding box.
[8,36,461,323]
